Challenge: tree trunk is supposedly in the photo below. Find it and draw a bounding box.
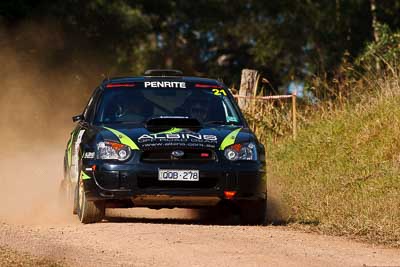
[370,0,379,42]
[370,0,380,71]
[335,0,341,26]
[238,69,259,110]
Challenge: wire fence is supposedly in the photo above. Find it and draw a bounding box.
[233,93,297,140]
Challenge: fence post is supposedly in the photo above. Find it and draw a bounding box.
[292,91,297,139]
[238,69,259,110]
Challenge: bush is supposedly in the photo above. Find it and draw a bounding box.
[357,23,400,73]
[250,28,400,246]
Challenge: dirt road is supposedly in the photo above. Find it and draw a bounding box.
[0,149,399,266]
[0,24,399,266]
[1,208,400,267]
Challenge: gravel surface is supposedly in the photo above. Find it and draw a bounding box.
[0,246,63,266]
[0,208,399,267]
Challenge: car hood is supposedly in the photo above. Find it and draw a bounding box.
[95,124,255,151]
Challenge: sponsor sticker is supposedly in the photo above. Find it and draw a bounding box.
[227,116,239,123]
[144,81,186,88]
[138,133,218,142]
[137,132,218,149]
[71,129,85,182]
[212,89,227,96]
[84,152,95,159]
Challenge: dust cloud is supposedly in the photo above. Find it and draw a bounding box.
[0,20,107,224]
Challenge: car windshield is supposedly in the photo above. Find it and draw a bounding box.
[94,85,242,125]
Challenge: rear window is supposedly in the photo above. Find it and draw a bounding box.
[94,83,242,125]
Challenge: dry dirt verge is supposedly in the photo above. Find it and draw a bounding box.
[0,246,63,267]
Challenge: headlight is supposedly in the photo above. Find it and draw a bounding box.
[224,142,258,161]
[97,141,131,161]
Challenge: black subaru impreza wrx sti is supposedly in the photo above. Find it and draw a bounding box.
[61,69,267,224]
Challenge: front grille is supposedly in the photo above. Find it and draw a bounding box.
[137,175,218,189]
[141,148,216,162]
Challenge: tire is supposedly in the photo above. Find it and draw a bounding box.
[77,179,105,224]
[239,198,267,225]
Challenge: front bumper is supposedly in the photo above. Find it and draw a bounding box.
[82,159,266,206]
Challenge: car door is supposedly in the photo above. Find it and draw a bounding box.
[66,88,101,183]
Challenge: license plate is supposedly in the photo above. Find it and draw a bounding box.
[158,169,199,181]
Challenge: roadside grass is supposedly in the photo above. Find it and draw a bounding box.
[264,71,400,246]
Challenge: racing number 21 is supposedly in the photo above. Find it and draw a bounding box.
[212,89,227,96]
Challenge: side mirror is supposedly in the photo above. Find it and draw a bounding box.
[72,114,84,122]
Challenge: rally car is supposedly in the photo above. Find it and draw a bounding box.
[60,69,267,224]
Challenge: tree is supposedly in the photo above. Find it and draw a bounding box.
[1,0,399,92]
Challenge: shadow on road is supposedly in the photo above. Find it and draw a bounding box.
[102,199,290,226]
[103,207,241,226]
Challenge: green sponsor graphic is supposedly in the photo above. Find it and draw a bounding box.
[157,127,184,134]
[80,171,91,180]
[67,131,76,167]
[219,128,242,150]
[103,127,139,150]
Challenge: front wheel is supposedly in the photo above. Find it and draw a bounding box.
[239,199,267,225]
[77,180,105,224]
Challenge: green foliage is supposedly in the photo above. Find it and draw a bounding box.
[3,0,400,88]
[357,23,400,71]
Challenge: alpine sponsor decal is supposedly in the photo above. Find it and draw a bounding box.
[138,133,217,142]
[138,132,218,149]
[144,81,186,88]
